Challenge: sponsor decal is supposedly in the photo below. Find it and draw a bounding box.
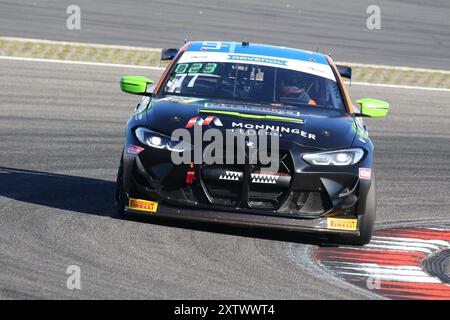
[185,116,223,128]
[178,51,337,81]
[227,54,288,66]
[359,168,372,180]
[219,171,243,181]
[231,122,316,139]
[203,103,302,118]
[327,218,358,231]
[128,198,158,213]
[200,108,304,124]
[159,96,205,104]
[126,145,144,156]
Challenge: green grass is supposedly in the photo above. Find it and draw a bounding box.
[69,45,85,61]
[382,69,395,83]
[0,37,448,88]
[5,40,19,56]
[123,49,137,65]
[135,50,150,65]
[57,44,72,60]
[19,41,33,55]
[32,43,46,57]
[43,44,59,59]
[110,48,125,64]
[98,47,111,63]
[84,47,98,61]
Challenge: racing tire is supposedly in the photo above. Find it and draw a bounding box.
[115,154,126,217]
[351,177,376,245]
[334,177,376,246]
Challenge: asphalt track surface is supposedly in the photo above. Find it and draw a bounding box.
[0,0,449,69]
[1,58,449,299]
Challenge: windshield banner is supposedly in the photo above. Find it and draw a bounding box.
[178,51,336,81]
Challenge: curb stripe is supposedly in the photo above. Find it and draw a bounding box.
[315,227,450,300]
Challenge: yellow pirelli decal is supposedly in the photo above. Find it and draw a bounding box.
[128,198,158,213]
[327,218,358,231]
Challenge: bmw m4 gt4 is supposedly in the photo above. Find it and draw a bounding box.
[115,41,389,245]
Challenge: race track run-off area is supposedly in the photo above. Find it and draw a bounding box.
[315,226,450,299]
[0,58,449,299]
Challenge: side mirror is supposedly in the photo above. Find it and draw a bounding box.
[161,48,179,61]
[120,76,154,95]
[355,98,390,118]
[336,64,352,80]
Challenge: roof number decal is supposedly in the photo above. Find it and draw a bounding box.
[200,41,225,51]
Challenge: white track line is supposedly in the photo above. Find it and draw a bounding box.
[335,264,441,283]
[339,272,442,283]
[337,61,450,74]
[1,55,449,92]
[370,239,442,250]
[373,236,450,247]
[0,55,165,71]
[0,36,162,51]
[348,81,450,93]
[362,244,433,254]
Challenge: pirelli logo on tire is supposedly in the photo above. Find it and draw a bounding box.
[327,218,358,231]
[128,198,158,213]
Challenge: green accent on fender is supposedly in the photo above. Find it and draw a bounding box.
[351,122,369,139]
[355,98,390,118]
[120,76,154,95]
[199,109,304,124]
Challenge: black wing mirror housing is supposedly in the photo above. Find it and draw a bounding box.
[161,48,179,61]
[336,64,352,80]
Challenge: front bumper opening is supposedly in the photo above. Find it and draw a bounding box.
[131,149,361,219]
[278,191,333,216]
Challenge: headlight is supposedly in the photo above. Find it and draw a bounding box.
[147,136,165,149]
[135,127,190,152]
[302,148,364,166]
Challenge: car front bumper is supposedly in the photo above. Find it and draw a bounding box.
[124,197,361,237]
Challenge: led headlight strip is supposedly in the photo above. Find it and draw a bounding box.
[135,127,188,152]
[302,148,364,166]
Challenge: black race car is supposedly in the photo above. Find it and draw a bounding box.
[115,41,389,245]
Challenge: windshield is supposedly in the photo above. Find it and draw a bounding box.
[162,61,345,110]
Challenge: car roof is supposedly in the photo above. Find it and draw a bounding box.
[186,41,330,66]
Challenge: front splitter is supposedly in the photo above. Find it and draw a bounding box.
[124,202,360,237]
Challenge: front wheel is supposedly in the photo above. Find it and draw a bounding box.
[352,177,376,245]
[115,155,126,217]
[334,178,376,246]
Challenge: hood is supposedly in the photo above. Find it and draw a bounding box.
[146,96,356,150]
